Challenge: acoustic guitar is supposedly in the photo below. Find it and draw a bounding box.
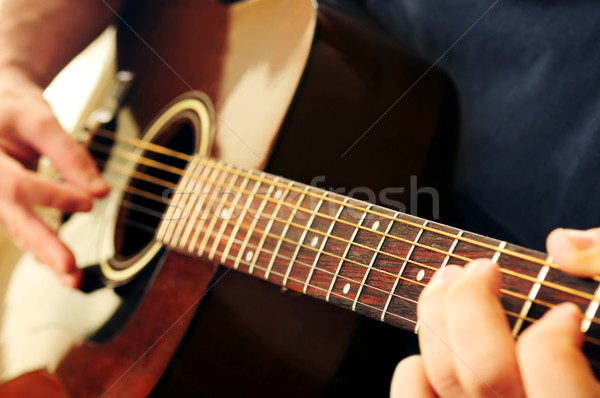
[0,0,598,396]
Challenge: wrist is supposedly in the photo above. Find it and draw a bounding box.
[0,57,49,88]
[0,62,44,89]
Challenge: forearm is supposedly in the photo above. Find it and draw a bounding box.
[0,0,124,87]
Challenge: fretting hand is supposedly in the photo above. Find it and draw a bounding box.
[391,228,600,397]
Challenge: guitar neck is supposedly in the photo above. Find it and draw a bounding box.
[156,155,600,340]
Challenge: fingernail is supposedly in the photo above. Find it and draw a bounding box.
[91,176,110,195]
[430,265,461,284]
[60,270,82,288]
[464,258,496,271]
[544,302,581,322]
[564,229,597,251]
[76,197,93,212]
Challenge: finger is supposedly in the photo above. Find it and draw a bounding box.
[417,265,465,396]
[517,303,600,398]
[21,172,94,212]
[546,228,600,276]
[19,106,109,196]
[445,260,525,397]
[0,154,93,212]
[391,355,437,398]
[0,202,81,287]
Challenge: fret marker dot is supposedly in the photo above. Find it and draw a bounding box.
[372,221,380,231]
[245,250,254,262]
[416,270,425,281]
[343,283,351,295]
[274,190,283,200]
[310,236,319,248]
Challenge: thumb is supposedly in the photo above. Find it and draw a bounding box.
[546,228,600,277]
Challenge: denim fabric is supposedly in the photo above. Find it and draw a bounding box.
[334,0,600,250]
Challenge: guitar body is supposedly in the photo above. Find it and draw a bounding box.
[0,0,449,396]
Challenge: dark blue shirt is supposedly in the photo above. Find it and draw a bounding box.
[343,0,600,250]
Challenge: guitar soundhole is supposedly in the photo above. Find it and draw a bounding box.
[113,116,198,268]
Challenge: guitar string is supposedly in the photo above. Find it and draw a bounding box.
[109,190,600,340]
[89,140,599,304]
[111,201,421,311]
[167,165,595,314]
[109,197,600,345]
[174,166,600,327]
[96,158,600,328]
[93,126,588,283]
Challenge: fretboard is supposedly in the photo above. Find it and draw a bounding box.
[155,155,600,361]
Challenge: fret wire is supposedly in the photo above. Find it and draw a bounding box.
[582,281,600,333]
[326,204,371,303]
[264,181,304,280]
[283,192,327,286]
[265,183,307,280]
[278,184,313,286]
[196,163,234,258]
[352,215,396,312]
[303,201,346,294]
[169,157,204,248]
[250,177,287,272]
[96,130,588,281]
[208,168,250,256]
[382,220,428,322]
[206,172,242,261]
[491,241,507,263]
[155,157,198,243]
[96,147,600,302]
[172,164,599,303]
[237,175,276,274]
[156,189,177,243]
[222,171,264,268]
[193,165,238,254]
[511,251,548,337]
[440,230,463,270]
[179,161,217,251]
[160,176,190,246]
[193,165,230,259]
[185,165,223,254]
